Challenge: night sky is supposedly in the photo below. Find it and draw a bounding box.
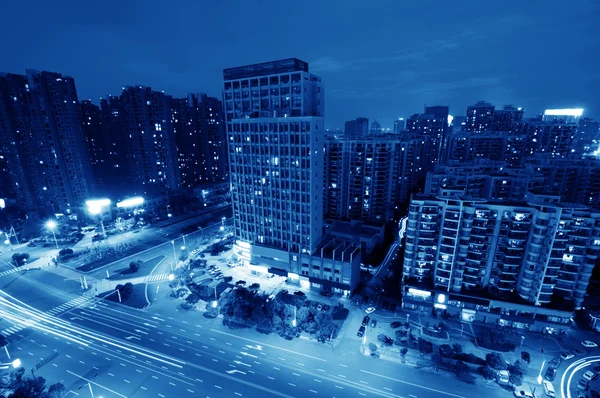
[1,0,598,130]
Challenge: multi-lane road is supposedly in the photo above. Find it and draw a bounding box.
[0,264,516,398]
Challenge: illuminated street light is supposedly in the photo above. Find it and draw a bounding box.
[168,273,175,281]
[11,358,21,368]
[86,199,111,238]
[116,196,144,208]
[212,286,218,308]
[220,217,226,231]
[46,220,59,249]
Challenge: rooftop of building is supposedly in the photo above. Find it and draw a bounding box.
[317,236,361,262]
[223,58,309,80]
[324,219,383,238]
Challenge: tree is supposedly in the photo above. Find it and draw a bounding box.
[508,360,528,385]
[418,338,433,355]
[224,276,233,283]
[117,282,134,300]
[452,343,463,354]
[129,261,141,272]
[0,334,7,348]
[368,343,378,353]
[486,352,507,370]
[455,360,469,377]
[47,383,67,398]
[11,253,30,267]
[478,366,496,380]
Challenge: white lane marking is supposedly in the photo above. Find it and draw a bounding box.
[360,380,368,384]
[268,376,275,380]
[187,389,194,393]
[234,393,242,396]
[66,370,126,398]
[339,375,347,378]
[141,387,147,391]
[292,373,300,376]
[124,380,130,384]
[313,379,322,383]
[335,385,343,389]
[359,393,366,396]
[169,382,176,386]
[297,363,304,366]
[136,369,142,373]
[384,387,392,391]
[409,395,417,398]
[273,367,280,370]
[288,383,296,387]
[215,385,222,389]
[317,368,325,372]
[108,373,114,377]
[360,370,465,398]
[309,390,318,394]
[210,329,327,362]
[152,376,159,379]
[339,364,348,367]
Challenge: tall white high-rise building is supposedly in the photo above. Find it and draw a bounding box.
[223,58,326,272]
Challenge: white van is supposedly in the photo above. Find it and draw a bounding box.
[542,380,555,397]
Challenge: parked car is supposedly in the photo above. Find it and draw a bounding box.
[381,335,394,346]
[293,291,305,297]
[390,321,403,329]
[583,371,597,382]
[577,377,589,391]
[365,307,376,314]
[545,367,557,381]
[521,351,531,363]
[27,242,36,247]
[542,380,555,398]
[362,316,370,326]
[249,283,260,290]
[561,351,575,360]
[513,389,535,398]
[582,341,598,348]
[317,304,324,311]
[574,348,586,356]
[381,301,389,311]
[357,326,365,337]
[92,234,104,242]
[548,357,562,368]
[370,319,377,328]
[235,280,246,286]
[320,291,333,298]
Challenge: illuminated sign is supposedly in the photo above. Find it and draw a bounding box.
[408,288,432,297]
[543,108,583,117]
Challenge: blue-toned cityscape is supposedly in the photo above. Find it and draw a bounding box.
[1,2,599,398]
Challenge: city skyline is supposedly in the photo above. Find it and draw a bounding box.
[1,0,598,130]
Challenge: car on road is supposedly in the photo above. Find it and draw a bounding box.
[370,319,377,328]
[380,335,394,346]
[582,340,598,348]
[293,291,305,297]
[27,242,36,247]
[92,234,104,242]
[583,371,597,382]
[236,280,246,286]
[249,283,260,290]
[513,389,535,398]
[521,351,531,363]
[381,301,389,311]
[574,348,586,356]
[561,351,575,360]
[320,291,333,298]
[317,304,323,311]
[390,321,402,328]
[545,367,557,381]
[362,316,370,326]
[365,307,376,314]
[357,326,365,337]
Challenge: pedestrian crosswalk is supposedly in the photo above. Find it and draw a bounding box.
[46,295,97,316]
[1,295,98,337]
[0,267,20,278]
[144,272,171,283]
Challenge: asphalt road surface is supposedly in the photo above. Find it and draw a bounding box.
[0,268,516,398]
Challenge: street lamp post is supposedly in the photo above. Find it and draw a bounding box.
[182,234,186,247]
[171,240,177,271]
[406,313,410,324]
[537,359,545,384]
[292,306,297,327]
[520,335,525,348]
[46,220,59,249]
[212,286,218,308]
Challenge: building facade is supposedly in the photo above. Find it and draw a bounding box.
[406,106,448,169]
[344,117,369,138]
[0,70,92,215]
[402,193,600,331]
